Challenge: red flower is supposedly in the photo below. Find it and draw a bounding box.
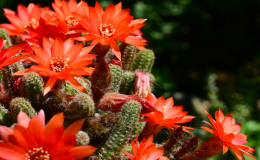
[0,37,25,69]
[199,108,255,160]
[139,94,194,139]
[13,37,96,95]
[45,0,89,32]
[74,2,147,60]
[0,3,42,37]
[0,110,97,160]
[122,134,169,160]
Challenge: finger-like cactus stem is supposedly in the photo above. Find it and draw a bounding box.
[108,64,123,92]
[133,49,155,72]
[62,77,91,95]
[0,28,12,48]
[119,71,135,95]
[76,131,90,146]
[120,44,137,71]
[64,93,95,126]
[0,105,12,126]
[9,97,36,122]
[20,72,44,111]
[95,100,142,159]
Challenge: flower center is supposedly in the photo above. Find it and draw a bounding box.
[99,23,116,38]
[66,15,79,26]
[51,57,70,72]
[25,147,50,160]
[24,19,39,29]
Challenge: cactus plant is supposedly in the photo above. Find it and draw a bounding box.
[95,100,142,159]
[20,72,44,111]
[0,104,12,126]
[108,64,123,92]
[133,49,155,72]
[9,97,36,122]
[120,44,138,71]
[119,71,135,95]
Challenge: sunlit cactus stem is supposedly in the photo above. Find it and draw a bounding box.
[9,97,36,122]
[0,28,12,48]
[119,71,135,95]
[120,44,138,71]
[133,49,155,72]
[20,72,44,111]
[64,93,95,126]
[95,100,142,159]
[0,105,12,126]
[108,64,123,92]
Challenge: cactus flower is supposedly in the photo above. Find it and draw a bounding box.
[135,71,151,98]
[74,1,146,60]
[122,134,169,160]
[0,37,26,69]
[196,108,255,160]
[45,0,89,32]
[97,92,156,114]
[139,94,194,139]
[13,37,96,95]
[0,110,97,160]
[0,3,42,37]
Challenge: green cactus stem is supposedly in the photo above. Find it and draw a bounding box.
[120,44,138,71]
[95,100,142,159]
[133,49,155,72]
[108,64,123,92]
[9,97,36,122]
[64,93,95,126]
[62,77,91,95]
[76,131,90,146]
[131,120,146,140]
[0,28,12,48]
[0,105,12,126]
[119,71,135,95]
[20,72,44,111]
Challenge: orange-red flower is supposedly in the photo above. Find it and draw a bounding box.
[74,2,147,60]
[122,135,169,160]
[13,37,96,95]
[0,110,97,160]
[45,0,89,32]
[200,108,255,160]
[0,3,43,37]
[139,94,194,139]
[0,37,25,69]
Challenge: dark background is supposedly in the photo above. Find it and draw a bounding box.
[1,0,260,159]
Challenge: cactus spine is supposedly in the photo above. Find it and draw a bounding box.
[119,71,135,95]
[64,93,95,125]
[76,131,90,146]
[0,105,12,126]
[121,44,138,71]
[95,100,142,159]
[133,49,155,72]
[108,64,123,92]
[20,72,44,111]
[9,97,36,122]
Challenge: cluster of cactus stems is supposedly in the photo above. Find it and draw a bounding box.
[0,1,255,160]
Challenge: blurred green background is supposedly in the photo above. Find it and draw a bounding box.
[1,0,260,159]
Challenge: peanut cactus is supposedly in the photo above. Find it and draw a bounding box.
[120,44,138,71]
[0,105,12,126]
[20,72,44,111]
[95,100,142,159]
[9,97,36,122]
[133,49,155,72]
[108,64,123,92]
